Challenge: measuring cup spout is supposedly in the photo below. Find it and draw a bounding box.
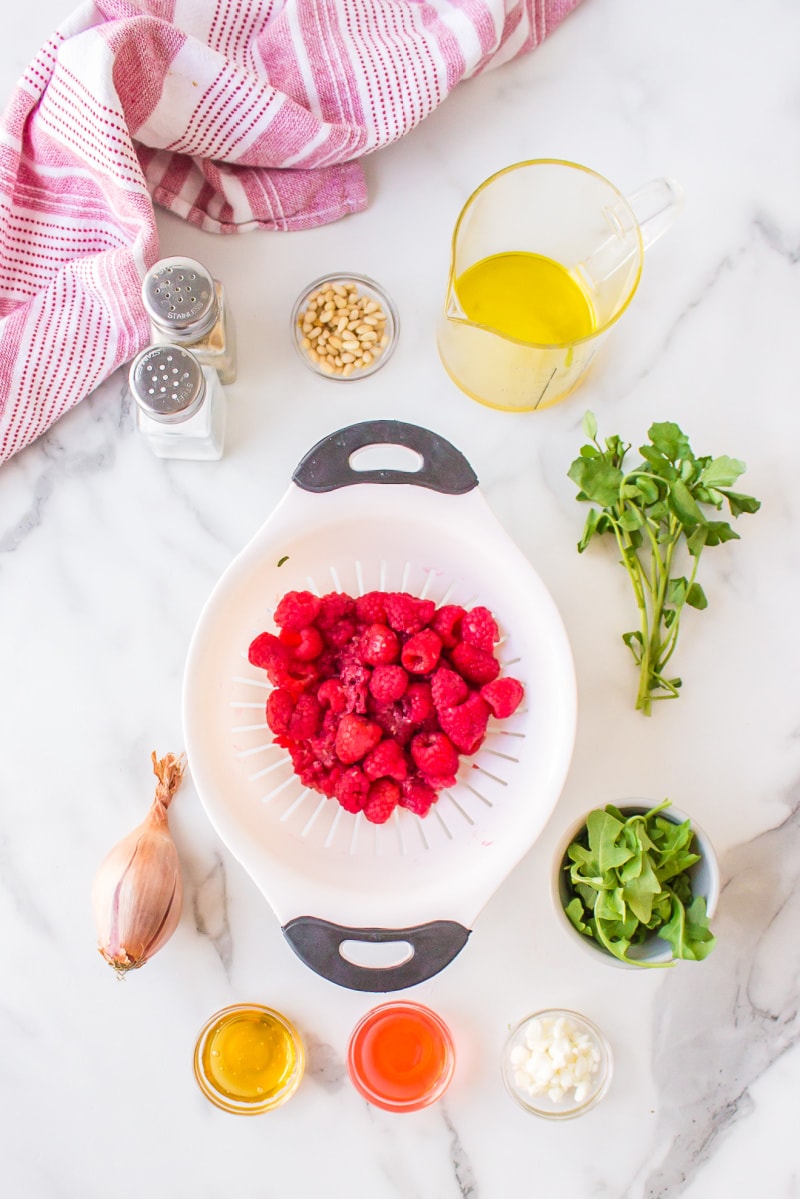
[444,282,467,322]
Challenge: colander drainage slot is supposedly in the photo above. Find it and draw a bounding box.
[339,939,414,970]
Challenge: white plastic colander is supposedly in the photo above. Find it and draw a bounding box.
[183,421,576,990]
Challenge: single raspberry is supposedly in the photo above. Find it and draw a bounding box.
[288,743,342,797]
[450,641,501,685]
[410,731,460,778]
[288,692,322,739]
[430,604,465,649]
[355,591,388,624]
[371,702,415,746]
[274,590,322,631]
[323,617,358,648]
[363,778,401,824]
[401,629,443,675]
[287,738,315,775]
[266,687,294,735]
[293,625,325,661]
[315,592,356,629]
[318,764,344,797]
[399,777,437,817]
[319,706,341,741]
[368,664,408,703]
[403,681,434,725]
[314,648,338,679]
[317,678,347,714]
[438,692,491,754]
[248,631,288,675]
[335,767,370,813]
[384,592,436,634]
[273,658,319,695]
[461,606,499,652]
[419,769,457,791]
[334,714,383,764]
[481,676,525,718]
[358,623,400,665]
[308,711,340,768]
[363,738,409,782]
[430,665,469,710]
[337,653,371,714]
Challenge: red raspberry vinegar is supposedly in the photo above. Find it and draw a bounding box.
[346,1002,455,1112]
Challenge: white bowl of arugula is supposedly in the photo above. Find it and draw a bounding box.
[552,799,719,968]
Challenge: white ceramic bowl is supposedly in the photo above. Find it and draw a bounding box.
[551,800,720,969]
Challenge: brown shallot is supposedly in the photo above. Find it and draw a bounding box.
[92,751,185,976]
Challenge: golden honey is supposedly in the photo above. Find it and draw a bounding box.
[194,1004,304,1114]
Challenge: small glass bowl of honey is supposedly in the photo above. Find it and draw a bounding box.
[346,1001,455,1113]
[193,1003,305,1115]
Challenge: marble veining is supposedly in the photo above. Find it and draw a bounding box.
[640,793,800,1198]
[191,853,234,976]
[2,0,800,1196]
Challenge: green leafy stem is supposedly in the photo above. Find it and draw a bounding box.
[568,412,761,714]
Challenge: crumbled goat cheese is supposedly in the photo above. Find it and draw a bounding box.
[509,1014,601,1105]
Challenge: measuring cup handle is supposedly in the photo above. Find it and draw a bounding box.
[292,420,478,495]
[282,916,470,991]
[624,177,685,251]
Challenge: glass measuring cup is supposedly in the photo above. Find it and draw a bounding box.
[436,159,684,412]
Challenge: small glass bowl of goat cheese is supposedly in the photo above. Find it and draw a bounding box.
[501,1009,612,1119]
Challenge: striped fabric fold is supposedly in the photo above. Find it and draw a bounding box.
[0,0,581,463]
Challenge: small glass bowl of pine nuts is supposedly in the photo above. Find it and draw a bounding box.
[291,273,399,380]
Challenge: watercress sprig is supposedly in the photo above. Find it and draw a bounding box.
[568,412,760,714]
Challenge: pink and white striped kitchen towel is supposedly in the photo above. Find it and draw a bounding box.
[0,0,581,463]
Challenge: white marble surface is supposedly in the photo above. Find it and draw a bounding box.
[2,1,799,1196]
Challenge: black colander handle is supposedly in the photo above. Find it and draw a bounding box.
[292,421,478,495]
[282,916,470,991]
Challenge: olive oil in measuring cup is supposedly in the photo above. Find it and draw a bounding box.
[454,251,596,346]
[437,159,683,412]
[193,1004,305,1114]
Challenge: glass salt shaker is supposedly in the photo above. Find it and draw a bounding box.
[129,345,226,461]
[141,256,237,384]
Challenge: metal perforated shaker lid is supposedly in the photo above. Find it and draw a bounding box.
[142,256,218,340]
[129,346,206,424]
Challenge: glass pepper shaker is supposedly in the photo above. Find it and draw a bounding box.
[141,256,237,384]
[129,345,226,461]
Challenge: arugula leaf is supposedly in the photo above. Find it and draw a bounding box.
[568,413,761,713]
[562,801,716,966]
[658,895,716,961]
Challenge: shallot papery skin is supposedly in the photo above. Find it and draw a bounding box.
[92,752,185,975]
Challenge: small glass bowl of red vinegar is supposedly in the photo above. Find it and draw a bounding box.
[346,1001,455,1113]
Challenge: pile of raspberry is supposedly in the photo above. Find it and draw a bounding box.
[248,589,524,824]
